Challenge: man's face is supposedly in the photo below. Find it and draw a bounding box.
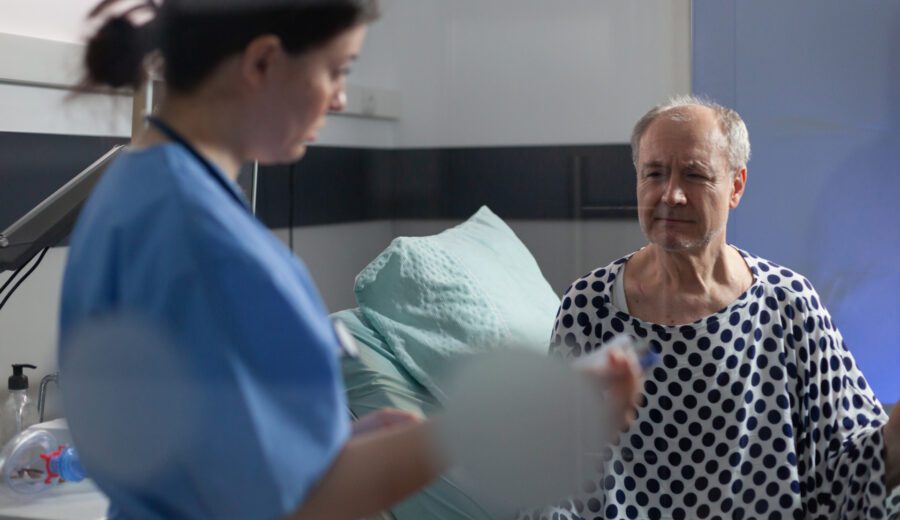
[635,106,746,253]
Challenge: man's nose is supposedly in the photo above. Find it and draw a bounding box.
[662,178,687,206]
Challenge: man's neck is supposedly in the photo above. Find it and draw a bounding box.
[645,240,745,295]
[623,238,754,326]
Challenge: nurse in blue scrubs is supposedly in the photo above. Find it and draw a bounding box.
[59,1,640,518]
[60,1,445,518]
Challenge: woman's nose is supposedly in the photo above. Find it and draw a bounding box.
[330,90,348,112]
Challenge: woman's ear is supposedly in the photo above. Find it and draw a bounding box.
[239,35,283,89]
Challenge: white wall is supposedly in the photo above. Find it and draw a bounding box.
[287,221,395,312]
[389,0,692,147]
[0,0,690,414]
[360,0,453,148]
[0,0,100,43]
[0,250,68,419]
[0,0,693,145]
[0,0,403,145]
[0,83,132,136]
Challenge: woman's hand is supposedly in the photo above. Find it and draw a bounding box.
[293,415,441,520]
[885,403,900,491]
[352,408,423,437]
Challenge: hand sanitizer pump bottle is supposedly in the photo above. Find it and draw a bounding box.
[0,365,38,447]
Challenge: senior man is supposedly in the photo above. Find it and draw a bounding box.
[526,97,899,520]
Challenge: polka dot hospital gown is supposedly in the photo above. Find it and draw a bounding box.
[521,249,900,520]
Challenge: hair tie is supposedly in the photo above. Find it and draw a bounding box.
[89,0,161,20]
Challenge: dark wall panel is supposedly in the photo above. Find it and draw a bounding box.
[257,144,637,227]
[251,163,291,230]
[444,147,574,220]
[0,132,128,233]
[0,132,636,244]
[292,147,378,226]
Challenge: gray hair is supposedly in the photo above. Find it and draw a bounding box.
[630,95,751,172]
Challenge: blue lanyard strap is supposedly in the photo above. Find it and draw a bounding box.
[146,116,251,213]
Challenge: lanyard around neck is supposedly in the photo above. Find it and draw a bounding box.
[146,116,251,213]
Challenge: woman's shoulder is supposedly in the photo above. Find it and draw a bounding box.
[68,146,181,247]
[74,144,272,272]
[79,144,205,226]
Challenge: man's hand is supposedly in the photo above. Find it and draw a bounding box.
[352,408,423,437]
[578,349,642,437]
[885,403,900,491]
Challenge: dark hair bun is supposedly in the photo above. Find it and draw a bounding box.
[83,0,379,93]
[84,16,149,89]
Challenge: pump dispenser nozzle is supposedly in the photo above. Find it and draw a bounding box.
[1,364,39,446]
[8,365,36,391]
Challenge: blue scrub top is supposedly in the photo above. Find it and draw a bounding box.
[59,144,350,519]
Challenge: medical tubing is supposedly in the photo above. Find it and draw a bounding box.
[0,262,25,300]
[0,248,49,312]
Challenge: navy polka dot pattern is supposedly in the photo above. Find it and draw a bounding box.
[522,249,897,520]
[889,487,900,520]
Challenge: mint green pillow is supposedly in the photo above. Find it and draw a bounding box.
[336,308,440,419]
[334,308,499,520]
[354,206,560,402]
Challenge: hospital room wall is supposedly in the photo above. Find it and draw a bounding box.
[292,0,692,311]
[0,0,690,411]
[396,0,692,149]
[693,0,900,401]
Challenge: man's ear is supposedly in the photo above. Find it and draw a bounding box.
[239,35,283,89]
[730,167,747,209]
